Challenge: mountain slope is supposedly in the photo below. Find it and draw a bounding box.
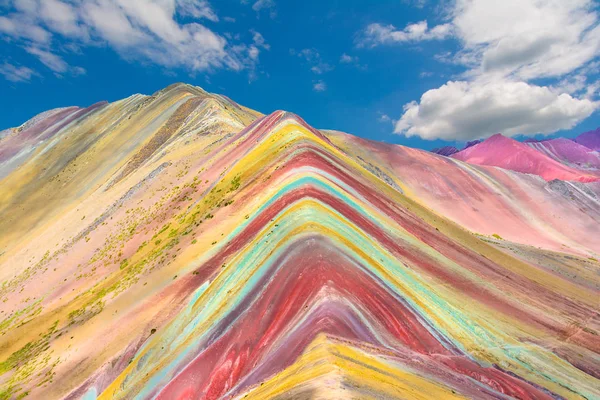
[574,127,600,150]
[525,137,600,173]
[430,145,458,156]
[0,84,598,400]
[452,133,599,182]
[328,130,600,256]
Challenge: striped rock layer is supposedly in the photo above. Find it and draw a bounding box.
[0,84,598,400]
[524,138,600,174]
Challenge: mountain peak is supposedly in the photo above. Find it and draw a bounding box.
[484,133,515,145]
[1,86,599,400]
[151,82,208,98]
[452,132,598,182]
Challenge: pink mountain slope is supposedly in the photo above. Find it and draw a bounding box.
[451,134,599,183]
[525,138,600,172]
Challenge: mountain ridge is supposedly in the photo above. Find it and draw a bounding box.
[452,133,599,182]
[526,137,600,172]
[0,84,598,399]
[574,127,600,150]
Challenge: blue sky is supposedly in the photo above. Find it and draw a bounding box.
[1,0,599,150]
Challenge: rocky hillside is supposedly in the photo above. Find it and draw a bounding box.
[0,83,598,399]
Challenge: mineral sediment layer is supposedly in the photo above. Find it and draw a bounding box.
[0,83,598,399]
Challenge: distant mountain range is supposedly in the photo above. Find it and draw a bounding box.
[432,129,600,182]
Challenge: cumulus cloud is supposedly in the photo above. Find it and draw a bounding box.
[454,0,600,80]
[364,0,600,140]
[357,21,452,47]
[0,62,38,82]
[0,0,260,82]
[394,80,598,140]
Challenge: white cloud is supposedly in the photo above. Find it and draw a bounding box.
[292,48,334,74]
[251,30,270,50]
[0,62,38,82]
[291,48,316,60]
[313,80,326,92]
[25,46,85,77]
[25,46,69,73]
[311,64,333,74]
[366,0,600,140]
[586,81,600,99]
[339,52,367,70]
[357,21,452,47]
[0,14,51,42]
[340,53,356,63]
[555,63,600,100]
[0,0,261,81]
[453,0,600,80]
[402,0,427,8]
[13,0,37,14]
[247,45,259,60]
[71,66,87,76]
[251,0,276,18]
[378,112,392,123]
[395,80,598,140]
[176,0,218,22]
[556,74,588,96]
[39,0,87,38]
[252,0,274,10]
[80,0,145,47]
[83,0,236,71]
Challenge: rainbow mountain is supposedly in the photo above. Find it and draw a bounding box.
[0,83,598,399]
